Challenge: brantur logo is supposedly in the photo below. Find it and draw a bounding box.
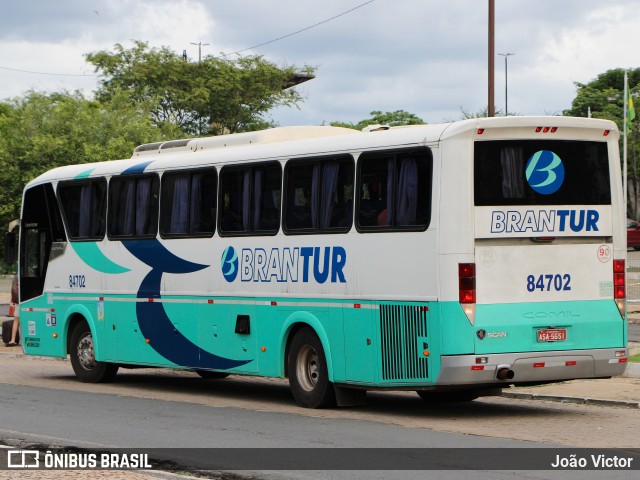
[221,246,239,282]
[526,150,565,195]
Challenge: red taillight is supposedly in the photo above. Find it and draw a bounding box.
[614,259,625,299]
[604,130,610,136]
[477,128,485,135]
[459,263,476,304]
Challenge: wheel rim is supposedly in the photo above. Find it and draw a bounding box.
[77,333,96,371]
[295,344,320,392]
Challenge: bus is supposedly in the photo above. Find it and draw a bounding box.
[10,116,629,408]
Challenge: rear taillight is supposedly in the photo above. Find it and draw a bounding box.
[614,260,625,298]
[459,263,476,324]
[613,259,626,318]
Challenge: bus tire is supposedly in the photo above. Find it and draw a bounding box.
[69,323,119,383]
[416,390,479,403]
[195,370,230,379]
[288,327,336,409]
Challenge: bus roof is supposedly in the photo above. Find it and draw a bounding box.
[25,116,619,188]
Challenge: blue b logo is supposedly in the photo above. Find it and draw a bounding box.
[221,246,238,282]
[525,150,564,195]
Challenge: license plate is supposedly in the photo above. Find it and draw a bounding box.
[537,328,567,342]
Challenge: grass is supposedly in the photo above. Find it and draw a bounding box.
[629,353,640,363]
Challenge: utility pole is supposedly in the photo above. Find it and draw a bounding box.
[190,42,210,62]
[488,0,495,117]
[498,53,514,116]
[190,42,210,136]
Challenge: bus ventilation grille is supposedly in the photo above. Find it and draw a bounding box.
[380,304,429,381]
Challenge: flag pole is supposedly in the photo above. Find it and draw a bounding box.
[624,70,628,210]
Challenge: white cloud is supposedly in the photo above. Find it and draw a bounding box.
[1,0,639,125]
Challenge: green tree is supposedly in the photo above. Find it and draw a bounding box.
[86,41,315,136]
[331,110,425,130]
[564,68,640,217]
[0,90,181,239]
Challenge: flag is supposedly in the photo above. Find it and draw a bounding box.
[627,85,636,135]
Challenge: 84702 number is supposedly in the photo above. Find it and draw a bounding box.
[526,274,571,292]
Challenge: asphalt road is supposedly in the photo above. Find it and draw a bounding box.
[0,382,637,480]
[0,349,640,480]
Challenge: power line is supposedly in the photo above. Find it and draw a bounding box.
[0,0,376,76]
[0,65,97,77]
[219,0,376,57]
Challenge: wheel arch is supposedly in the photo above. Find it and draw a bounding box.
[64,305,102,359]
[279,311,334,382]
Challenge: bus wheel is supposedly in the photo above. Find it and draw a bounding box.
[416,390,479,403]
[195,370,230,379]
[288,328,336,408]
[69,323,118,383]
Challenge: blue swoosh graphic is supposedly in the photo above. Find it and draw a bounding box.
[122,239,252,370]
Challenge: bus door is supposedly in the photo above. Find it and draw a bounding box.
[20,183,66,302]
[472,138,624,354]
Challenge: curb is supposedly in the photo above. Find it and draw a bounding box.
[502,390,640,409]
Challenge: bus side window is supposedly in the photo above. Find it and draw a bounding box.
[160,169,216,238]
[356,148,432,232]
[108,175,159,239]
[58,179,107,240]
[219,162,281,236]
[284,155,354,234]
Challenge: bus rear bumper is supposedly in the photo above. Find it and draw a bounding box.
[436,348,628,386]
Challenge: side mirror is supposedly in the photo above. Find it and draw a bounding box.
[4,231,16,265]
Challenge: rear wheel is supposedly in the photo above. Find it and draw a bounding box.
[288,327,336,408]
[69,322,118,383]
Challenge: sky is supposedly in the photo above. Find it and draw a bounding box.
[0,0,639,127]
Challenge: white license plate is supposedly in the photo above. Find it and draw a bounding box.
[537,329,567,342]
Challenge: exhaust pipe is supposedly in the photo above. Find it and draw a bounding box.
[496,367,515,380]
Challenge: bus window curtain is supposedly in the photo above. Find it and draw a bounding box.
[396,157,418,225]
[78,184,92,237]
[253,169,263,230]
[311,165,321,229]
[500,147,525,200]
[189,174,202,233]
[135,178,152,235]
[320,163,339,228]
[310,163,340,229]
[385,159,396,226]
[122,181,136,236]
[170,175,190,234]
[242,170,252,231]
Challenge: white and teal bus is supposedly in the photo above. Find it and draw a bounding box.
[11,116,629,408]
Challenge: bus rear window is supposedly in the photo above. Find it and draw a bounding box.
[474,140,611,206]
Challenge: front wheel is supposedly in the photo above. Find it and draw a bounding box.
[69,323,119,383]
[288,327,336,408]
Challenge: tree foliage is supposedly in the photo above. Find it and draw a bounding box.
[331,110,425,130]
[564,68,640,217]
[86,41,315,136]
[0,90,181,246]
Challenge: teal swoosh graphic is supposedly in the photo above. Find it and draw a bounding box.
[75,168,95,179]
[71,242,130,274]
